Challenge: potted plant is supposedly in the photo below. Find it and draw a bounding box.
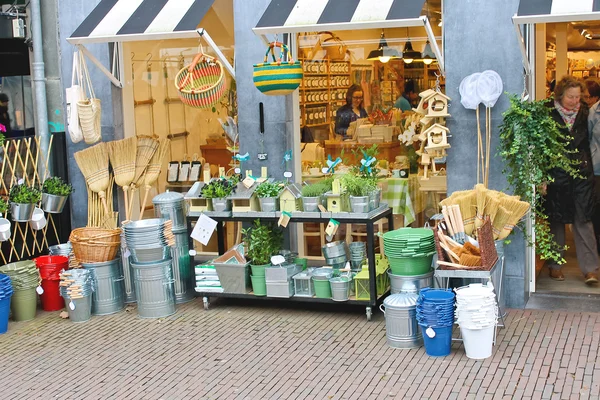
[242,219,284,276]
[9,184,41,222]
[342,174,376,213]
[301,183,328,212]
[41,177,73,214]
[200,177,237,211]
[255,180,283,212]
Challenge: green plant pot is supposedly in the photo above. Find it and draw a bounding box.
[250,263,268,277]
[11,288,37,322]
[313,280,332,299]
[250,275,267,296]
[388,254,434,276]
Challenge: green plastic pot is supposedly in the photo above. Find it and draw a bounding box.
[11,288,37,322]
[250,264,268,277]
[388,253,434,276]
[313,280,332,299]
[294,258,308,270]
[250,275,267,296]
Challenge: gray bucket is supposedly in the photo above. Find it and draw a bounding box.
[41,193,68,214]
[211,198,231,212]
[349,196,369,213]
[121,245,136,303]
[81,259,125,316]
[388,269,434,294]
[302,196,320,212]
[329,277,350,301]
[171,231,195,304]
[259,197,279,212]
[380,293,422,349]
[62,295,93,323]
[130,258,176,319]
[153,192,186,230]
[322,241,348,259]
[368,189,381,211]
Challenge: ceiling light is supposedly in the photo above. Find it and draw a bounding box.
[402,41,420,64]
[367,31,401,63]
[438,20,443,27]
[422,40,436,65]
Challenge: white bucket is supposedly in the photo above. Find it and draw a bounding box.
[29,207,47,230]
[0,218,11,241]
[460,325,494,359]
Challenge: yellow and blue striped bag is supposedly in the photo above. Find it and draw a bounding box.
[253,42,303,96]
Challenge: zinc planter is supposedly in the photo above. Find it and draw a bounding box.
[10,203,35,222]
[259,197,279,212]
[369,189,381,211]
[211,198,231,212]
[41,193,68,214]
[349,196,369,213]
[302,196,321,212]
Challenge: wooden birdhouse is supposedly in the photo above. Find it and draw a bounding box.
[229,182,260,213]
[424,124,451,151]
[424,92,451,118]
[279,183,303,213]
[413,89,437,115]
[184,181,211,212]
[324,191,349,213]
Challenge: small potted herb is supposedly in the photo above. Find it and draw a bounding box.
[242,219,284,271]
[341,174,376,213]
[201,177,237,211]
[41,177,73,214]
[255,180,283,212]
[301,183,328,212]
[9,184,41,222]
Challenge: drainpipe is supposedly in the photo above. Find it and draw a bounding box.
[29,0,51,177]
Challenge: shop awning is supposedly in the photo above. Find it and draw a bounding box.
[67,0,215,45]
[513,0,600,24]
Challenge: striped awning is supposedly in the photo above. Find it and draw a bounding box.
[513,0,600,24]
[253,0,427,35]
[67,0,215,44]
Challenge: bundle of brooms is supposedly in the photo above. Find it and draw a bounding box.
[439,184,530,241]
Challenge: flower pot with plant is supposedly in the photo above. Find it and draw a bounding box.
[200,177,237,211]
[41,177,73,214]
[301,183,328,212]
[242,219,284,273]
[9,184,41,222]
[342,174,376,213]
[255,180,283,212]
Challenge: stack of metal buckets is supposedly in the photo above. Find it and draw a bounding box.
[59,269,94,323]
[321,241,349,270]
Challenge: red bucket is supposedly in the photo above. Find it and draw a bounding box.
[39,279,64,311]
[35,256,68,280]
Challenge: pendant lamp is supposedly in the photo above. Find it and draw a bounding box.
[367,31,401,63]
[402,40,421,64]
[422,41,436,65]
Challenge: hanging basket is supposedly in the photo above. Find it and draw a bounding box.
[175,53,226,109]
[253,42,303,96]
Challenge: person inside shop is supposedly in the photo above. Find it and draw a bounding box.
[586,78,600,254]
[334,84,368,139]
[394,80,419,112]
[543,75,599,284]
[0,93,12,137]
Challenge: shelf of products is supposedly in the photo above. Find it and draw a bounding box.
[300,58,351,127]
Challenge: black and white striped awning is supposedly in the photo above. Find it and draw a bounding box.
[68,0,215,44]
[514,0,600,24]
[253,0,427,35]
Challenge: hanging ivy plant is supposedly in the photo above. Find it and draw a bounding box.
[498,94,580,264]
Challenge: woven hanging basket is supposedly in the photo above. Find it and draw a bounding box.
[175,53,226,109]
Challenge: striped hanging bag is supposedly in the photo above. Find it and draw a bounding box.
[253,42,303,96]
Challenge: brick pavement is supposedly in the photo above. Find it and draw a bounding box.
[0,299,599,399]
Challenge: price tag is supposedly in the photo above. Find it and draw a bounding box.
[242,176,256,189]
[17,178,24,185]
[234,168,241,174]
[36,286,44,295]
[123,248,131,258]
[271,255,286,265]
[317,204,327,212]
[283,172,292,178]
[189,249,197,256]
[321,167,329,174]
[425,327,436,338]
[191,214,218,246]
[325,219,340,241]
[69,301,75,310]
[278,211,292,228]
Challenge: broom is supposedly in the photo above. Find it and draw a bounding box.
[491,205,513,240]
[107,137,137,221]
[128,136,159,219]
[455,192,477,236]
[497,197,530,240]
[139,138,170,217]
[475,184,488,229]
[74,143,110,215]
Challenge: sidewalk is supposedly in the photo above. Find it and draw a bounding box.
[0,299,599,399]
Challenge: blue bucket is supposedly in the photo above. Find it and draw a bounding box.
[420,324,453,357]
[421,289,455,303]
[0,296,11,334]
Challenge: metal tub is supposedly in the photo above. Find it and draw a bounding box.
[130,258,176,319]
[380,293,422,349]
[388,269,434,294]
[81,258,125,316]
[171,231,194,303]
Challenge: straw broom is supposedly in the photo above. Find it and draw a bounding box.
[475,184,488,229]
[491,205,513,240]
[455,192,477,236]
[107,137,137,221]
[74,143,110,215]
[497,197,530,240]
[139,138,170,217]
[129,136,159,219]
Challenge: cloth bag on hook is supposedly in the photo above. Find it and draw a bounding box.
[65,51,84,143]
[77,52,102,144]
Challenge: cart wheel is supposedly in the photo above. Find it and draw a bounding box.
[366,307,372,321]
[203,297,210,310]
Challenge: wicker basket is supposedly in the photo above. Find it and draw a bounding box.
[175,53,226,109]
[69,227,122,263]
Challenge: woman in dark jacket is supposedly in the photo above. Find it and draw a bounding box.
[334,84,368,138]
[545,75,599,284]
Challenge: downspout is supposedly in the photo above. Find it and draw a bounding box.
[30,0,51,176]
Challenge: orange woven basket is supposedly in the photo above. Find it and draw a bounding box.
[175,53,226,109]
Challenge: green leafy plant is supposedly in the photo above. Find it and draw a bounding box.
[341,174,376,197]
[498,94,580,264]
[242,219,284,265]
[301,183,329,198]
[0,197,7,214]
[255,180,284,198]
[350,144,381,178]
[201,178,237,199]
[42,177,73,196]
[9,184,41,204]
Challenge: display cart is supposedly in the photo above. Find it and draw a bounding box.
[186,205,394,321]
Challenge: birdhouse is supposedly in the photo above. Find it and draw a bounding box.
[424,124,451,151]
[229,182,260,213]
[424,92,451,118]
[413,89,437,115]
[324,191,349,213]
[184,181,211,212]
[279,183,303,213]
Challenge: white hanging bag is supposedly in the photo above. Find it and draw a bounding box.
[65,51,84,143]
[77,52,102,144]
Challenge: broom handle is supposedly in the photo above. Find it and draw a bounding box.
[128,186,137,221]
[139,186,151,218]
[123,187,130,221]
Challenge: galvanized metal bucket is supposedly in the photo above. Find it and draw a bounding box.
[302,196,320,212]
[349,196,369,213]
[368,189,381,211]
[211,198,231,212]
[259,197,279,212]
[171,230,194,304]
[63,295,93,323]
[153,192,186,230]
[81,258,125,316]
[130,258,176,319]
[388,269,434,294]
[380,293,423,349]
[10,203,34,222]
[41,193,68,214]
[329,276,350,301]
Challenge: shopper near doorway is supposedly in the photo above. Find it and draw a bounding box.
[586,78,600,255]
[545,76,599,284]
[394,80,419,112]
[334,84,367,139]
